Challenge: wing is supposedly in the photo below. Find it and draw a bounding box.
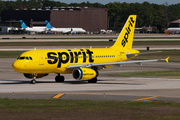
[67,57,169,70]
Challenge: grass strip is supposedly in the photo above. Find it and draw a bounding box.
[1,98,180,119]
[108,70,180,77]
[0,41,115,46]
[1,41,180,46]
[2,37,180,39]
[0,51,25,58]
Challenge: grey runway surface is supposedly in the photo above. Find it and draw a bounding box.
[1,58,180,101]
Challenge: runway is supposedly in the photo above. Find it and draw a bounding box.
[1,58,180,101]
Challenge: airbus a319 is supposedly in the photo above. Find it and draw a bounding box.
[13,15,169,84]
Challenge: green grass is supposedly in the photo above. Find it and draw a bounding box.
[2,36,180,39]
[109,70,180,77]
[1,98,180,119]
[0,41,115,46]
[0,51,25,58]
[133,41,180,45]
[1,41,180,46]
[134,37,180,39]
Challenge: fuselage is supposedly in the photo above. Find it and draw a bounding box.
[12,48,139,74]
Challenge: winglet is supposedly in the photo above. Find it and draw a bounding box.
[165,57,169,63]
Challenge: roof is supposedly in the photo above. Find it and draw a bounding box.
[170,19,180,23]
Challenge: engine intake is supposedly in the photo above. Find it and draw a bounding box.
[72,68,98,80]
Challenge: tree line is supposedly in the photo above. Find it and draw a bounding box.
[0,0,180,32]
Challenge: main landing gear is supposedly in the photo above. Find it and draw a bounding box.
[55,74,65,82]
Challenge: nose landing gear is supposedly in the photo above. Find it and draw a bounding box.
[31,76,36,84]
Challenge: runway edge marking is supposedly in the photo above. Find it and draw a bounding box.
[134,96,158,101]
[52,94,65,99]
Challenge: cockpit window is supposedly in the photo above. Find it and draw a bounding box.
[17,56,20,60]
[17,56,33,60]
[19,57,25,60]
[25,57,29,60]
[29,57,33,60]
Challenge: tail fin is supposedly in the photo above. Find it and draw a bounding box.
[45,20,53,29]
[20,20,28,28]
[111,15,137,50]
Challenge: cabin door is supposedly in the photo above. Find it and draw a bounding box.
[37,52,44,65]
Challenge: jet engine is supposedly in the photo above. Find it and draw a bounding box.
[24,73,49,79]
[72,68,98,80]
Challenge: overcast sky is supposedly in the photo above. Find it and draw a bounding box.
[58,0,179,5]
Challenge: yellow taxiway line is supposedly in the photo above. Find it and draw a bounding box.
[52,94,65,98]
[134,96,158,101]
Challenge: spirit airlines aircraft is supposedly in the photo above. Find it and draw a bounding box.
[13,15,169,84]
[20,20,46,33]
[45,20,86,34]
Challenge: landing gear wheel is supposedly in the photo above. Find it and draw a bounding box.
[55,76,65,82]
[31,79,36,84]
[88,77,97,83]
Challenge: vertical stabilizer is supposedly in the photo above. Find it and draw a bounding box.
[20,20,28,28]
[45,20,53,29]
[111,15,137,50]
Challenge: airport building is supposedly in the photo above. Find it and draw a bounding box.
[167,19,180,28]
[1,7,108,33]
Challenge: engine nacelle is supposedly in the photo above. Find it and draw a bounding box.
[24,73,48,79]
[72,68,98,80]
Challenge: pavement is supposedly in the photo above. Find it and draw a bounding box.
[1,58,180,102]
[1,34,180,101]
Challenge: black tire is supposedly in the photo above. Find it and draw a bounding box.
[59,76,65,82]
[55,76,65,82]
[31,79,36,84]
[55,76,59,82]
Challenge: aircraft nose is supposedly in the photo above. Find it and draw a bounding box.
[12,61,22,72]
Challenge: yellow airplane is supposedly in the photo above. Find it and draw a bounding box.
[12,15,169,84]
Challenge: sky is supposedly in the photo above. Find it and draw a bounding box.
[58,0,179,5]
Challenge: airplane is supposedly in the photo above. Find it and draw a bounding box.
[71,28,86,34]
[20,20,46,33]
[13,15,169,84]
[165,28,180,34]
[45,20,86,34]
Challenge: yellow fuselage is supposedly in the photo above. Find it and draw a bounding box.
[12,48,139,74]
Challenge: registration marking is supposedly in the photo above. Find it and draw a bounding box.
[134,96,158,101]
[52,94,65,98]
